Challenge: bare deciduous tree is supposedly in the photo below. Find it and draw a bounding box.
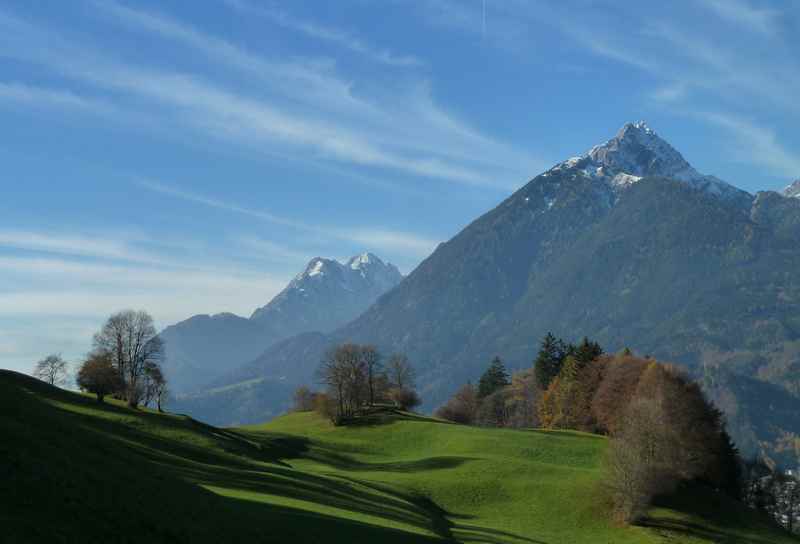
[93,310,164,408]
[604,397,674,523]
[386,353,415,390]
[361,345,381,406]
[142,362,168,412]
[318,343,366,422]
[33,353,68,387]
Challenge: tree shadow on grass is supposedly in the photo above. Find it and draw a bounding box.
[123,422,539,543]
[216,494,449,543]
[24,378,310,470]
[7,375,547,544]
[639,483,792,544]
[336,407,442,427]
[308,448,476,473]
[451,524,548,544]
[330,475,548,543]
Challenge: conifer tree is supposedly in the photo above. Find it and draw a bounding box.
[477,356,510,399]
[533,333,567,390]
[573,337,603,364]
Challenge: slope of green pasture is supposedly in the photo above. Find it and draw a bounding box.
[1,370,794,543]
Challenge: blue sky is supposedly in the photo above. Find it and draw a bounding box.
[1,0,799,374]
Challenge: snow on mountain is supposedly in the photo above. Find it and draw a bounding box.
[250,253,402,321]
[306,258,327,277]
[161,252,402,394]
[545,122,745,200]
[783,180,800,198]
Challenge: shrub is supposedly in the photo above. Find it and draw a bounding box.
[76,352,122,403]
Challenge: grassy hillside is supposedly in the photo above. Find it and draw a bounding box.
[1,369,794,543]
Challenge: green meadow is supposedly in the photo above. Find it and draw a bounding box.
[1,369,794,543]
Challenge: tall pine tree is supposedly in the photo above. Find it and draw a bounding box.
[477,356,510,399]
[533,333,567,390]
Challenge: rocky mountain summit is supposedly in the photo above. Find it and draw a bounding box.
[549,121,747,201]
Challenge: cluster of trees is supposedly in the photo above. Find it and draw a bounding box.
[74,310,168,410]
[435,336,603,429]
[305,344,420,423]
[436,334,742,525]
[434,357,539,428]
[538,345,744,523]
[31,310,169,411]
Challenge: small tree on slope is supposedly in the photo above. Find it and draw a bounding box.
[77,352,122,403]
[33,354,68,387]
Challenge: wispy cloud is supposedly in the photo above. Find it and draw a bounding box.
[696,112,800,179]
[0,255,285,299]
[223,0,423,67]
[0,82,111,113]
[697,0,778,34]
[139,178,439,257]
[235,237,313,266]
[649,83,689,104]
[422,1,797,182]
[92,0,363,114]
[0,242,290,371]
[0,230,163,264]
[4,5,532,189]
[344,229,438,257]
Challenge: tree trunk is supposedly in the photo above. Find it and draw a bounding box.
[368,368,374,406]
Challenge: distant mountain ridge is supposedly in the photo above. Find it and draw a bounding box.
[188,123,800,468]
[160,252,402,394]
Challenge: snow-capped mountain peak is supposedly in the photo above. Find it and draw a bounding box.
[783,179,800,198]
[545,121,744,200]
[249,252,402,323]
[347,252,379,270]
[587,121,700,183]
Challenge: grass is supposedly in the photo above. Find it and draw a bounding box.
[1,369,796,543]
